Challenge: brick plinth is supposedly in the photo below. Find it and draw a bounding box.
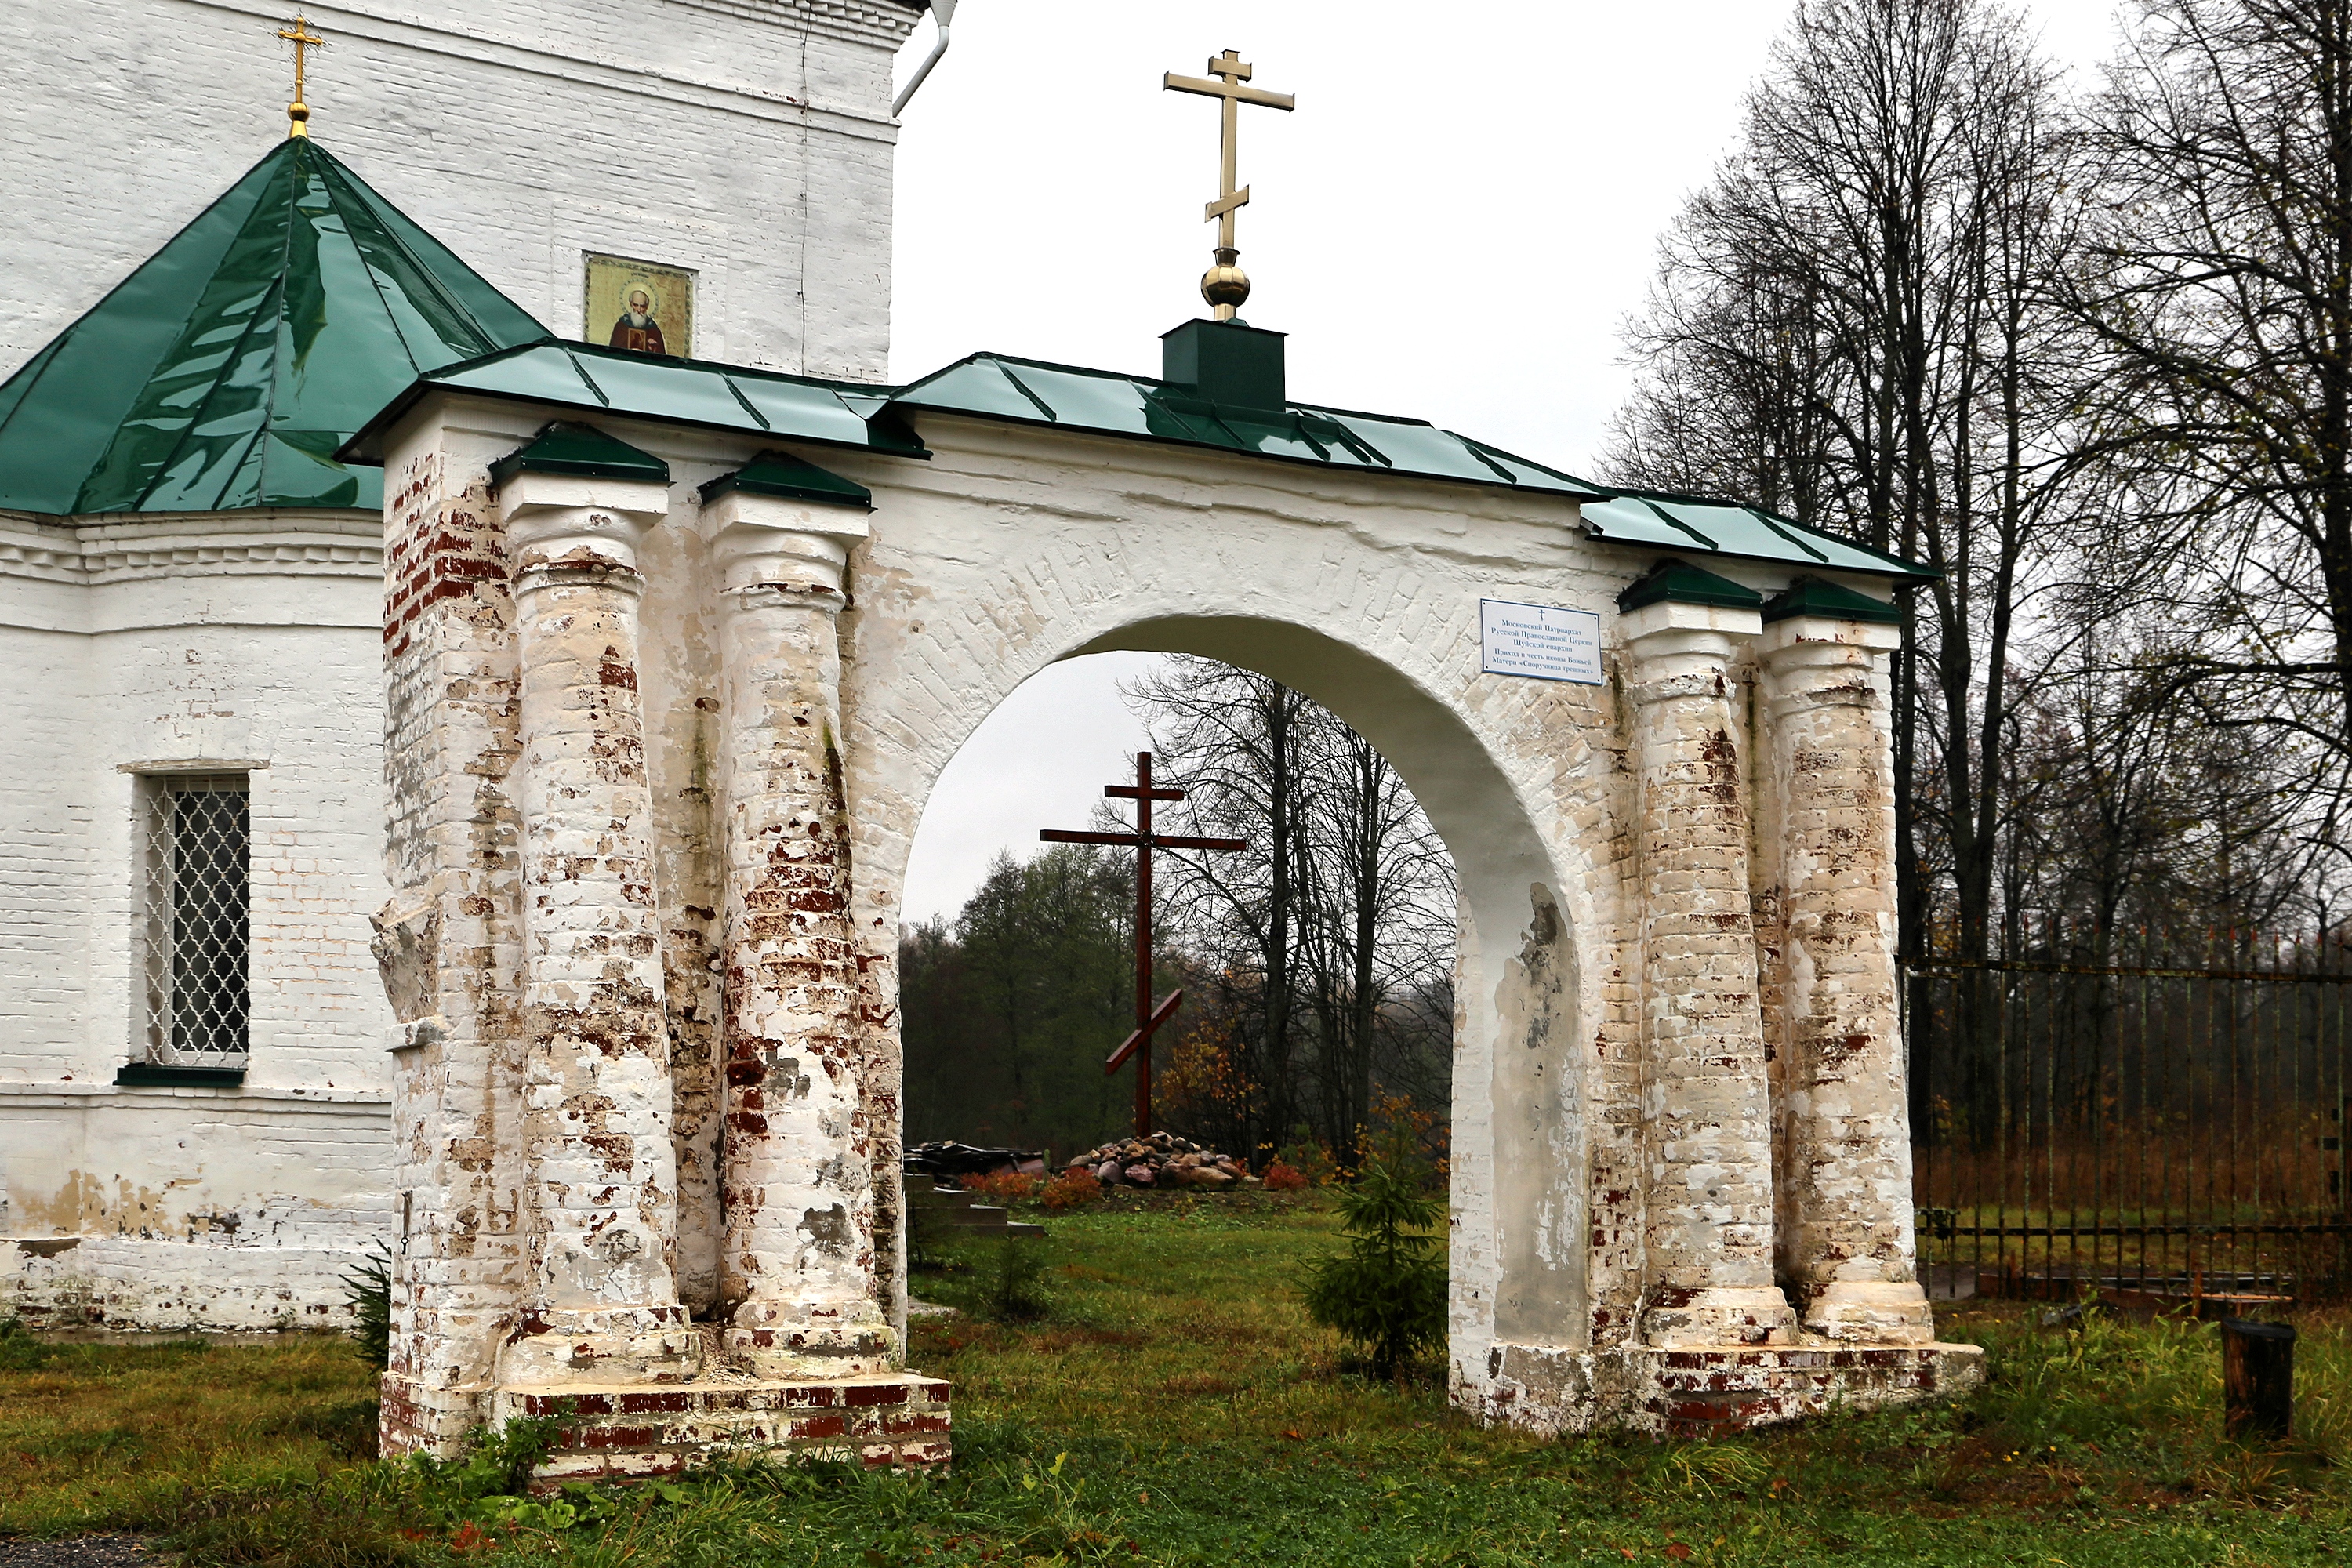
[1470,1339,1984,1438]
[1645,1344,1980,1436]
[495,1370,950,1483]
[379,1370,486,1458]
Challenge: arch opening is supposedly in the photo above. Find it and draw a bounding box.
[861,612,1591,1362]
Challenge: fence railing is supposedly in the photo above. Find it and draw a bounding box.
[1904,931,2352,1301]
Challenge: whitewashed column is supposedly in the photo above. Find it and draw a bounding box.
[377,430,528,1453]
[1623,578,1798,1348]
[495,450,699,1386]
[1760,600,1936,1343]
[699,468,895,1378]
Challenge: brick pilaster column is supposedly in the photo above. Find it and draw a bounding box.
[1759,613,1935,1343]
[701,487,895,1377]
[377,434,528,1454]
[497,476,699,1385]
[1624,603,1798,1348]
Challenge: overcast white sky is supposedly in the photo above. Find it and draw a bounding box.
[887,0,2127,926]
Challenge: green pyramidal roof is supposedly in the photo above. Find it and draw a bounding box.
[0,137,548,517]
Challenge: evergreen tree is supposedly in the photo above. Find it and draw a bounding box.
[1301,1149,1447,1380]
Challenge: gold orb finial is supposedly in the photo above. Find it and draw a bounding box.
[287,99,310,136]
[1164,53,1293,325]
[1201,247,1250,318]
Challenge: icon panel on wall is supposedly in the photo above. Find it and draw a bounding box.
[585,253,695,358]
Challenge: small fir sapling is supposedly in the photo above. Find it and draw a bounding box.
[1301,1148,1446,1378]
[340,1240,394,1370]
[986,1236,1052,1322]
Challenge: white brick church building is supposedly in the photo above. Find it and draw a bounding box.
[0,0,934,1327]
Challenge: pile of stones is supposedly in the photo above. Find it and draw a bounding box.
[1066,1131,1256,1190]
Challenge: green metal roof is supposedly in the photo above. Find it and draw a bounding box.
[886,357,1933,578]
[697,449,873,510]
[339,335,1936,583]
[488,422,670,488]
[1580,490,1934,582]
[0,137,547,517]
[887,352,1611,500]
[339,341,930,463]
[1617,558,1768,613]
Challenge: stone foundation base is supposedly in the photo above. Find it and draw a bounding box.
[380,1372,485,1457]
[1468,1341,1984,1437]
[381,1369,950,1480]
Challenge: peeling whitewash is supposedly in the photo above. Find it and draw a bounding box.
[0,0,923,1335]
[372,390,1976,1462]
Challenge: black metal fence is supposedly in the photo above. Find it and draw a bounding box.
[1905,927,2352,1301]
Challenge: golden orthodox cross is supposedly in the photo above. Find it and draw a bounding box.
[1041,753,1245,1138]
[278,16,325,138]
[1163,50,1294,320]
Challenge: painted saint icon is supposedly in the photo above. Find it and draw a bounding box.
[583,254,695,358]
[612,286,666,355]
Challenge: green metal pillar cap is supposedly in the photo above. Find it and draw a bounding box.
[696,448,872,510]
[1761,575,1902,626]
[1616,557,1766,613]
[488,421,670,488]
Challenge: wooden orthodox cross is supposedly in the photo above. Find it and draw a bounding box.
[1041,753,1244,1137]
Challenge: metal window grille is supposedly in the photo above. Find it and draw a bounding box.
[139,775,250,1067]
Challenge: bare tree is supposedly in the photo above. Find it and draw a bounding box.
[1294,718,1457,1158]
[2066,0,2352,891]
[1122,658,1455,1163]
[1118,659,1316,1148]
[1610,0,2097,977]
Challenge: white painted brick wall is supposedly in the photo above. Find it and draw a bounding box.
[0,514,389,1090]
[0,0,916,1332]
[0,0,921,383]
[0,512,395,1326]
[0,1087,397,1329]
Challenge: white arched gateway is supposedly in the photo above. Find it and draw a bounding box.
[346,317,1979,1476]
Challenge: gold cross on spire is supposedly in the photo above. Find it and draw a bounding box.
[277,15,325,138]
[1164,50,1294,320]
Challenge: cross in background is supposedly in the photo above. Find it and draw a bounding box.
[1041,752,1245,1137]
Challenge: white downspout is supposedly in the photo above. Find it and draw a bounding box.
[892,0,958,118]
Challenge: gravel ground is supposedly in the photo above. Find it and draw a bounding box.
[0,1540,159,1567]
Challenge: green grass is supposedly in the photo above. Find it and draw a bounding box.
[3,1200,2349,1565]
[0,1331,380,1539]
